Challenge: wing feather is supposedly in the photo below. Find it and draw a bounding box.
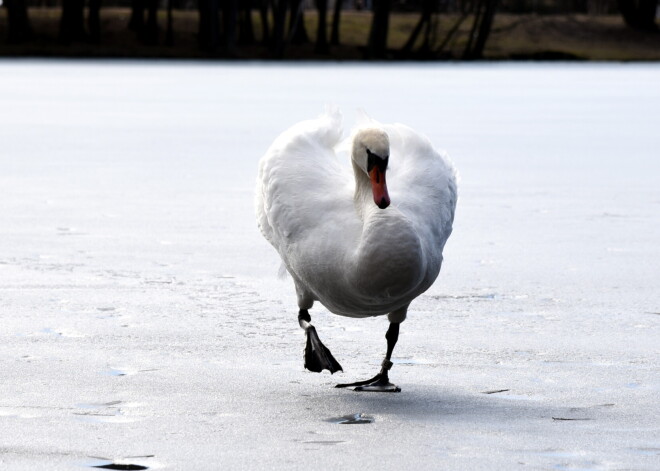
[384,123,458,253]
[256,109,356,266]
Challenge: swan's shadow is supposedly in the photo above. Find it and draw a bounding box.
[321,383,568,424]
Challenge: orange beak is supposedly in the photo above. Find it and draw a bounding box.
[369,166,390,209]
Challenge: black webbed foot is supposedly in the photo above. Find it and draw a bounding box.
[304,325,343,374]
[353,374,401,392]
[335,359,401,392]
[335,373,401,392]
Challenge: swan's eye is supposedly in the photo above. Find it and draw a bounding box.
[366,149,389,173]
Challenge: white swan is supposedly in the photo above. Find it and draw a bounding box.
[256,108,457,392]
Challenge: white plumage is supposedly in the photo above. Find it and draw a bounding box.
[255,107,457,389]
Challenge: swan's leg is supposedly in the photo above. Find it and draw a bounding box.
[335,307,407,392]
[335,322,401,392]
[298,309,343,374]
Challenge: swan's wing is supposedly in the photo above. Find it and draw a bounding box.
[384,123,458,250]
[256,108,355,262]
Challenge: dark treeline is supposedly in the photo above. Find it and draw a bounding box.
[2,0,658,58]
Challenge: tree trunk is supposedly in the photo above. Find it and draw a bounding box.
[143,0,159,44]
[330,0,342,45]
[462,0,483,59]
[401,0,434,54]
[129,0,145,33]
[367,0,392,58]
[470,0,498,58]
[59,0,87,42]
[221,0,238,54]
[617,0,658,31]
[437,10,469,54]
[239,0,255,44]
[421,5,436,52]
[315,0,329,53]
[288,0,309,44]
[88,0,102,43]
[259,0,270,44]
[165,0,174,46]
[198,0,220,51]
[271,0,288,56]
[5,0,33,43]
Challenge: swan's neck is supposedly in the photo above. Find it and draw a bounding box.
[352,160,373,221]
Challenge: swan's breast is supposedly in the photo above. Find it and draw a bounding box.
[307,211,434,317]
[357,213,427,295]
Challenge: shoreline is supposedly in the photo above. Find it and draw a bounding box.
[1,10,659,61]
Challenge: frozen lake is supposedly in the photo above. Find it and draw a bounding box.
[0,61,658,470]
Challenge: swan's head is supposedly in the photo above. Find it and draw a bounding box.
[352,128,390,209]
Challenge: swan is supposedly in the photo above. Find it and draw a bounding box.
[256,108,457,392]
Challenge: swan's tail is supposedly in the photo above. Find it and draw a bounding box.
[355,108,381,128]
[317,105,343,148]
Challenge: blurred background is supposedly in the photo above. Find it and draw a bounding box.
[1,0,659,60]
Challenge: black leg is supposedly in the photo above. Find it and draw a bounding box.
[384,322,400,361]
[335,322,402,392]
[298,309,311,328]
[299,309,343,374]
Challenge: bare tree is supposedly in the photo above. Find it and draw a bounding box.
[165,0,174,46]
[59,0,87,42]
[436,4,471,55]
[222,0,238,54]
[271,0,289,56]
[144,0,159,44]
[129,0,159,44]
[330,0,343,46]
[198,0,219,51]
[367,0,392,58]
[463,0,499,60]
[289,0,310,44]
[617,0,658,31]
[402,0,436,55]
[315,0,329,53]
[4,0,33,43]
[129,0,145,34]
[239,0,256,45]
[88,0,102,43]
[259,0,270,45]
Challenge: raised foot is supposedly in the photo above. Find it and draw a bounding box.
[304,326,343,374]
[335,373,401,393]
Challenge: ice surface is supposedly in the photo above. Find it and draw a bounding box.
[0,61,658,470]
